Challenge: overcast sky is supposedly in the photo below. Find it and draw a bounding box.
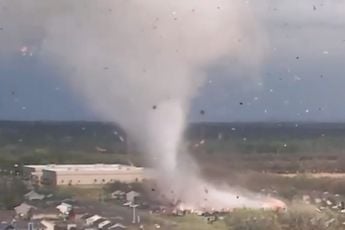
[0,0,344,122]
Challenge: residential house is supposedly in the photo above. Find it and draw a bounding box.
[56,203,73,215]
[24,191,45,201]
[108,223,127,229]
[14,203,33,219]
[85,215,103,226]
[126,191,140,203]
[111,190,125,200]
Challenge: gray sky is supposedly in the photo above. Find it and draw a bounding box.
[0,0,344,122]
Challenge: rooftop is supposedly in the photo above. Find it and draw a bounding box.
[26,164,144,173]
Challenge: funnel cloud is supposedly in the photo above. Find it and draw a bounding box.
[0,0,272,210]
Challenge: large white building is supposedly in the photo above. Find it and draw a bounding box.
[24,164,150,186]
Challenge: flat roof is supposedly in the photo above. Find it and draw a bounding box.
[43,166,143,172]
[25,164,143,172]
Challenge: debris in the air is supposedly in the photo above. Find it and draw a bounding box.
[104,66,109,70]
[296,56,300,60]
[200,110,205,115]
[20,46,29,56]
[21,106,27,110]
[119,136,125,142]
[236,196,239,199]
[11,91,15,95]
[283,144,287,148]
[320,74,324,78]
[294,75,301,81]
[253,97,259,101]
[239,102,244,105]
[264,109,268,113]
[323,50,329,55]
[152,105,157,110]
[305,109,309,113]
[269,89,274,93]
[313,5,317,10]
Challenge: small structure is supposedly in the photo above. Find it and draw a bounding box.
[85,215,103,226]
[98,220,112,229]
[40,220,55,230]
[126,191,140,203]
[24,191,45,201]
[108,223,127,229]
[111,190,126,199]
[56,202,73,215]
[14,203,33,219]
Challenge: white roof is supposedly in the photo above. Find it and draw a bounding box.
[109,223,126,229]
[98,220,111,228]
[86,215,103,223]
[26,164,143,173]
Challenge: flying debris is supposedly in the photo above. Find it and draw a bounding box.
[152,105,157,110]
[200,110,205,115]
[313,5,317,11]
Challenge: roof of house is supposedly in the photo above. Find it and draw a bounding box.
[24,191,45,200]
[86,215,103,224]
[126,191,140,196]
[108,223,127,229]
[112,190,125,195]
[14,203,33,215]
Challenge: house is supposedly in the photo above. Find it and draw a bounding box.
[40,220,55,230]
[24,191,45,201]
[108,223,127,229]
[14,203,33,219]
[92,218,106,228]
[126,191,140,203]
[85,215,103,226]
[98,220,112,229]
[111,190,125,199]
[56,203,73,215]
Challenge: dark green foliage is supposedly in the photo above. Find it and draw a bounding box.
[0,176,27,209]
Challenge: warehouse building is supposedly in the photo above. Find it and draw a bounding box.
[24,164,150,186]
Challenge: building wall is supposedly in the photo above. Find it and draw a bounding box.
[41,170,146,186]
